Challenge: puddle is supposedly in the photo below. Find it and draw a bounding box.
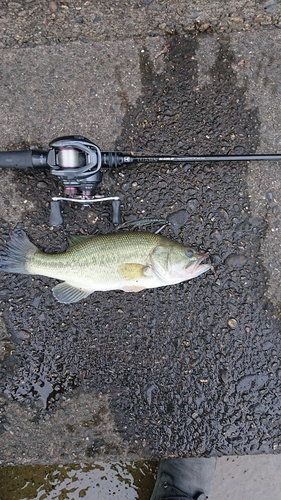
[0,461,157,500]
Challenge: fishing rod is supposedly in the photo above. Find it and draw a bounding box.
[0,135,281,225]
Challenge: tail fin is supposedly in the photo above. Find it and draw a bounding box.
[0,229,38,274]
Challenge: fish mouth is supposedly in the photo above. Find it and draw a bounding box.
[187,252,213,277]
[198,252,210,266]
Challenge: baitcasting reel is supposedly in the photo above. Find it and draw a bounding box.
[46,136,126,226]
[0,135,135,226]
[0,134,281,225]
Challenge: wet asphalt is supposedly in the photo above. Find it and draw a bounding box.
[1,2,281,468]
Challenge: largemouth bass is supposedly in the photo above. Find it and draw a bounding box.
[0,229,211,304]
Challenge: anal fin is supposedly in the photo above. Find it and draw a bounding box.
[52,282,91,304]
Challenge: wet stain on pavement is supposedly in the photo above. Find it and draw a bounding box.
[1,35,281,461]
[0,461,157,500]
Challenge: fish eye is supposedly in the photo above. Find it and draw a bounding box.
[185,249,194,258]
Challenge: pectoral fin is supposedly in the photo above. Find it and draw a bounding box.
[119,263,147,281]
[52,282,91,303]
[118,263,152,292]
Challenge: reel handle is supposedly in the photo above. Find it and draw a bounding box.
[112,199,121,225]
[49,200,63,226]
[49,198,121,226]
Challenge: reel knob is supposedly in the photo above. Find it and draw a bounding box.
[49,200,63,226]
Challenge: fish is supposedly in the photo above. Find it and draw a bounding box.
[0,229,211,304]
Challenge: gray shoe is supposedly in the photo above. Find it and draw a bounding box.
[150,457,217,500]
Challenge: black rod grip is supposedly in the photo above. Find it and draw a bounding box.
[0,150,33,169]
[0,150,47,169]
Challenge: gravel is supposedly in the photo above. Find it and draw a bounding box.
[0,0,281,50]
